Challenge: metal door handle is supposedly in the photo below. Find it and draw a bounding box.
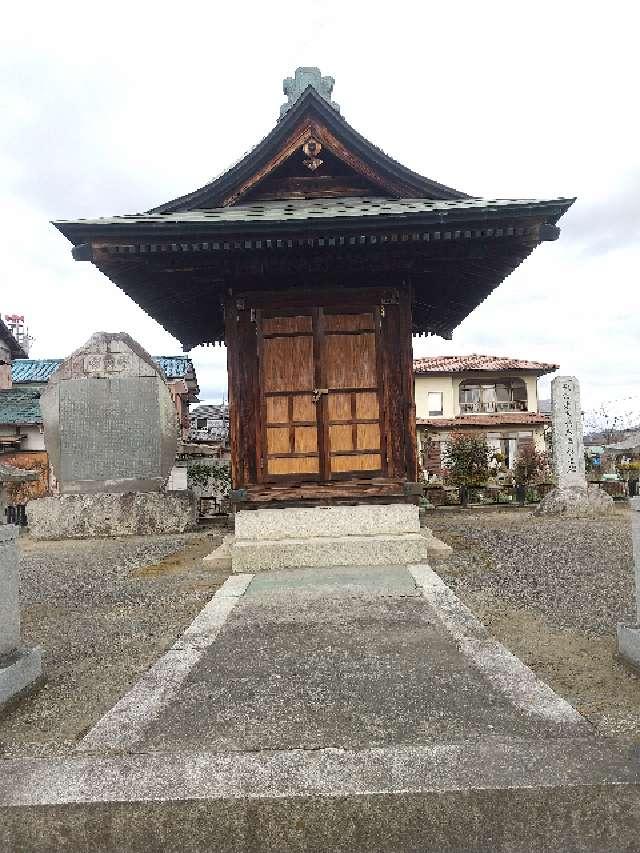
[312,388,328,403]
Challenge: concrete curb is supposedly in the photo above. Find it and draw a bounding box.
[0,646,44,710]
[0,739,638,851]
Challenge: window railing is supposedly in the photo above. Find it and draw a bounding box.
[460,400,527,414]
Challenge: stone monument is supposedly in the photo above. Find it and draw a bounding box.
[27,332,196,538]
[616,497,640,670]
[536,376,614,518]
[0,464,43,708]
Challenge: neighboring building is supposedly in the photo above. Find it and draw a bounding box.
[3,315,30,356]
[0,315,27,391]
[0,387,45,452]
[414,354,558,476]
[189,403,229,444]
[152,356,200,438]
[0,319,47,506]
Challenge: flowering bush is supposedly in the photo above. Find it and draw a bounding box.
[513,444,548,485]
[444,432,490,488]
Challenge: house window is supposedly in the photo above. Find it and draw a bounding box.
[427,391,443,416]
[459,379,527,413]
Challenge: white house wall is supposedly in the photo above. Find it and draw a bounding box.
[414,375,454,419]
[20,426,46,451]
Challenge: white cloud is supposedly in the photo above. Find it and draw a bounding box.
[1,0,638,411]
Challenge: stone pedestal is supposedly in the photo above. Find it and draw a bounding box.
[616,624,640,672]
[207,504,428,573]
[0,526,43,709]
[26,492,197,540]
[536,483,614,518]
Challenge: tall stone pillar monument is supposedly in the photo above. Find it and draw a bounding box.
[536,376,614,517]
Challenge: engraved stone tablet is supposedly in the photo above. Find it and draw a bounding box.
[536,375,613,517]
[551,376,586,490]
[41,332,177,494]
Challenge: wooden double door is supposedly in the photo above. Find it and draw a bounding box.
[258,306,386,481]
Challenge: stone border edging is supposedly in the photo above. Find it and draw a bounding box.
[78,573,254,751]
[408,564,589,728]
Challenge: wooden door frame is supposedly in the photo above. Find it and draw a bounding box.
[255,301,388,484]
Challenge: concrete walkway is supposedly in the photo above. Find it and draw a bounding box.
[2,563,639,852]
[136,565,585,753]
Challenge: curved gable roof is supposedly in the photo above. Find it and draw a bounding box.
[148,86,470,214]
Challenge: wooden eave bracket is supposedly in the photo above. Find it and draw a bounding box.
[72,242,93,261]
[538,223,561,241]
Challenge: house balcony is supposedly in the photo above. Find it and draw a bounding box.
[459,400,528,415]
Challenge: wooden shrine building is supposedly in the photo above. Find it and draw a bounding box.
[54,68,574,509]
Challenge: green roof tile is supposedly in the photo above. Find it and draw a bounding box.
[0,388,42,425]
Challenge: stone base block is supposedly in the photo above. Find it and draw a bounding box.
[234,504,420,541]
[231,532,427,573]
[0,646,44,710]
[203,534,233,571]
[535,484,615,518]
[27,492,197,540]
[617,624,640,671]
[422,530,453,560]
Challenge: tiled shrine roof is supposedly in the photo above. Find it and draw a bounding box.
[54,196,573,235]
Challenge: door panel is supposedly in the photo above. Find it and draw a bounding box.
[323,310,385,478]
[260,311,321,480]
[268,456,320,475]
[263,335,314,392]
[325,331,377,388]
[332,453,382,473]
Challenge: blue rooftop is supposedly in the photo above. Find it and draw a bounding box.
[152,356,194,381]
[12,356,193,384]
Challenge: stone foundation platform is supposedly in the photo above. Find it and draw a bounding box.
[617,624,640,672]
[207,505,428,572]
[535,484,614,518]
[27,492,197,540]
[0,526,43,709]
[0,646,44,710]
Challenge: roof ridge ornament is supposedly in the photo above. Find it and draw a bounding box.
[280,67,340,117]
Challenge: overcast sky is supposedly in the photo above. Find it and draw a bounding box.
[2,1,638,418]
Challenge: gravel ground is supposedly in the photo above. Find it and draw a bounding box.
[1,530,228,758]
[428,507,640,739]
